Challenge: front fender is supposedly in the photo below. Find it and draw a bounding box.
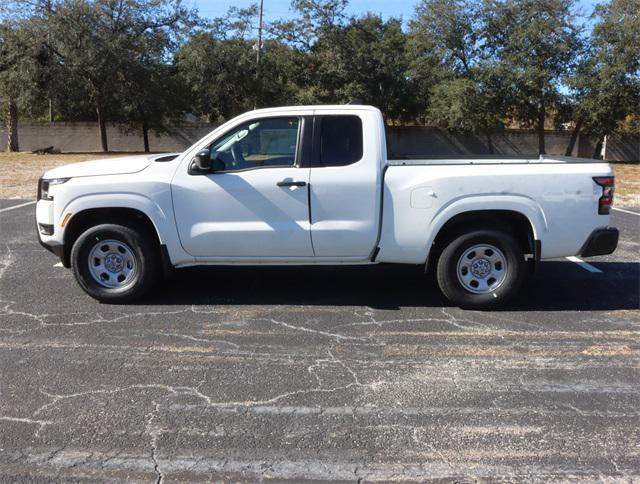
[61,193,168,241]
[57,193,193,267]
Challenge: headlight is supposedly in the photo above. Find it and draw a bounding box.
[38,177,70,201]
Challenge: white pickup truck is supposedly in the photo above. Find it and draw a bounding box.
[36,105,619,309]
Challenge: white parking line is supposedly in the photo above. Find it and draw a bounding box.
[0,200,36,213]
[53,262,64,267]
[566,256,603,273]
[612,207,640,216]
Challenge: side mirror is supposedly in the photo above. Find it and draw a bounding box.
[194,149,212,171]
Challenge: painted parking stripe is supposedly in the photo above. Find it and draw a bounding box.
[612,207,640,216]
[0,200,36,213]
[566,256,603,273]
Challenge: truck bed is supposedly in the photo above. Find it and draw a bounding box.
[377,157,613,264]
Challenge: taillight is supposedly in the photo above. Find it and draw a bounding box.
[593,176,614,215]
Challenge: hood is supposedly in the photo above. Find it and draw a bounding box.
[42,153,174,179]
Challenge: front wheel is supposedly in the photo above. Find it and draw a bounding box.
[436,229,526,310]
[71,223,159,303]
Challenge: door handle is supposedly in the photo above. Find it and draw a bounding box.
[277,180,307,187]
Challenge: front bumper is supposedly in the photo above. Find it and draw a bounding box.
[580,228,619,257]
[35,199,69,267]
[37,233,67,265]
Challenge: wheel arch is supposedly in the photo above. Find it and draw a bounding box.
[62,207,162,268]
[426,208,540,272]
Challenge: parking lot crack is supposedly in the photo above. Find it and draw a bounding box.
[0,415,52,436]
[145,401,164,484]
[158,331,241,348]
[0,300,49,325]
[0,244,14,280]
[265,318,365,342]
[328,348,362,386]
[441,307,496,334]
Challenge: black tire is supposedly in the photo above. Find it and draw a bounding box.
[436,229,526,310]
[70,223,159,303]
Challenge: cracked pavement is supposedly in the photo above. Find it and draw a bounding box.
[1,200,639,481]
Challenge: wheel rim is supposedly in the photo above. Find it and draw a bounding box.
[88,239,138,289]
[456,243,507,294]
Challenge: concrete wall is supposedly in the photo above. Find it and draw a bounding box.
[605,135,640,163]
[0,122,216,153]
[1,121,638,162]
[387,127,638,162]
[387,127,583,158]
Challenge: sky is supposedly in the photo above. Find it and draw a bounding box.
[191,0,602,27]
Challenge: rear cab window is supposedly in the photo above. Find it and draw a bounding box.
[313,115,363,167]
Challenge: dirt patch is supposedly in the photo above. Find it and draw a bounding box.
[0,152,146,199]
[580,345,637,356]
[612,163,640,208]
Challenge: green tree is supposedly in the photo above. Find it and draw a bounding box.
[114,5,192,152]
[427,76,506,152]
[258,39,310,107]
[43,0,189,151]
[176,34,258,122]
[177,2,311,122]
[0,18,51,151]
[271,0,348,50]
[481,0,583,154]
[118,63,185,152]
[408,0,506,149]
[566,0,640,157]
[308,14,412,121]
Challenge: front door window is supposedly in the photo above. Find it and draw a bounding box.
[210,117,300,172]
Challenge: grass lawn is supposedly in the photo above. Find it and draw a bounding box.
[0,151,638,207]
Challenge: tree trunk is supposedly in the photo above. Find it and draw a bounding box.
[142,120,150,153]
[593,138,603,159]
[96,103,108,152]
[537,105,546,155]
[565,119,582,156]
[5,97,19,152]
[486,133,494,154]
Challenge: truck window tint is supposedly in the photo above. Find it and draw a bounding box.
[320,116,363,166]
[210,117,299,171]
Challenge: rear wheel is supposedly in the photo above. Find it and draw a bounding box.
[436,229,526,310]
[71,223,159,303]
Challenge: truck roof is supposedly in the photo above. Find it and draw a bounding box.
[245,104,382,116]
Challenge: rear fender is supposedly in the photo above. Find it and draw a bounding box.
[425,195,547,262]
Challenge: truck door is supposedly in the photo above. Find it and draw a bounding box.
[171,116,314,259]
[308,113,381,257]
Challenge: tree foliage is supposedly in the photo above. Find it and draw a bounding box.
[567,0,639,156]
[0,18,51,150]
[0,0,637,156]
[408,0,506,146]
[480,0,583,154]
[2,0,192,151]
[307,14,412,121]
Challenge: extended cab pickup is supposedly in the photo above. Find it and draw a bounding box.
[36,105,619,309]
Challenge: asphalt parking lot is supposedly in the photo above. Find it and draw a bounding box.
[1,200,638,481]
